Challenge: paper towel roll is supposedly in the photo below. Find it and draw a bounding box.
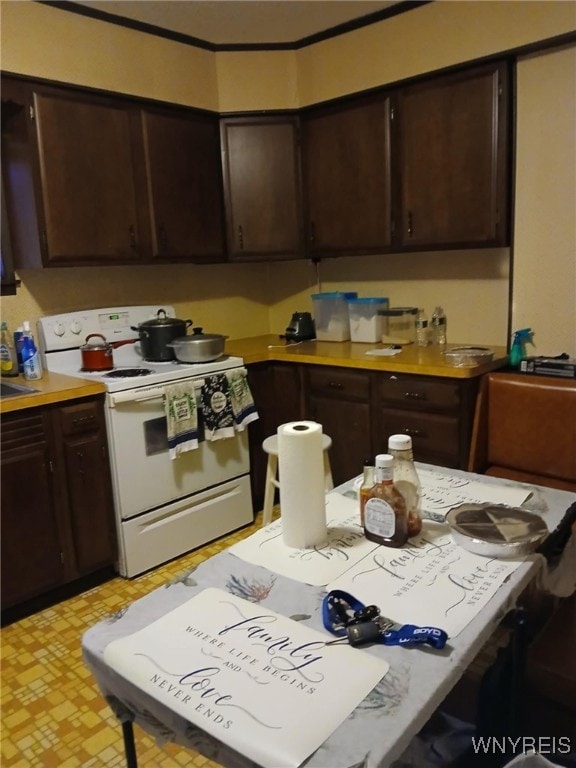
[277,420,328,548]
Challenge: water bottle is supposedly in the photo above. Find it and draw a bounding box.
[431,306,447,346]
[415,310,430,347]
[388,434,422,537]
[21,320,43,380]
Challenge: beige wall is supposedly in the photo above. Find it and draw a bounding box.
[1,1,575,353]
[513,45,576,357]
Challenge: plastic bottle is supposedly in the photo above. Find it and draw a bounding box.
[359,458,375,525]
[510,328,534,367]
[0,322,19,377]
[14,327,25,373]
[415,310,430,347]
[431,306,447,346]
[20,321,43,380]
[388,434,422,537]
[362,454,408,548]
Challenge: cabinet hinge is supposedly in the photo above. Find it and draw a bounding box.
[60,552,65,565]
[29,104,35,120]
[48,459,54,473]
[390,106,395,121]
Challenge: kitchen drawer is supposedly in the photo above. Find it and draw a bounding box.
[378,408,460,463]
[307,366,370,400]
[378,374,460,412]
[59,401,100,436]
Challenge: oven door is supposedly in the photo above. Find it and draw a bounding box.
[105,379,251,520]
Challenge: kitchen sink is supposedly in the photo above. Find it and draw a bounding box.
[0,380,39,398]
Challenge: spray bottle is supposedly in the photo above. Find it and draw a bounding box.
[510,328,534,367]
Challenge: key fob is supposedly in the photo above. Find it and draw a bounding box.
[346,621,381,647]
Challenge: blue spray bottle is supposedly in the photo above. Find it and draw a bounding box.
[510,328,534,367]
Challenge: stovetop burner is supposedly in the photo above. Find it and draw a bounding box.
[103,368,154,378]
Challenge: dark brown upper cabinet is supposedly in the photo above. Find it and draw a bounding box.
[395,61,511,250]
[141,108,225,263]
[220,116,304,261]
[24,86,148,266]
[302,93,393,257]
[1,77,226,267]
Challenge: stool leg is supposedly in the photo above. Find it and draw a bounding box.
[262,454,278,527]
[323,452,334,491]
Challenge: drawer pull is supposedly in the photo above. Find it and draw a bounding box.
[73,415,95,426]
[329,381,343,390]
[403,428,423,437]
[403,391,426,400]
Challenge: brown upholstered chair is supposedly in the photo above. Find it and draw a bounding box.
[468,371,576,492]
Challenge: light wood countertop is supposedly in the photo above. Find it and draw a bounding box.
[225,334,509,378]
[0,337,507,415]
[0,372,106,414]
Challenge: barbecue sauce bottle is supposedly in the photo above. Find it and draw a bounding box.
[388,434,422,537]
[362,454,408,548]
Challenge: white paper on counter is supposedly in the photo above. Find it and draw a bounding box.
[104,588,389,768]
[328,521,521,638]
[419,468,532,522]
[229,492,380,586]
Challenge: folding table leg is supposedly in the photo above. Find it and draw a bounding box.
[121,719,138,768]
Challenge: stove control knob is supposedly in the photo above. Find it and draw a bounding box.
[52,321,66,337]
[69,320,83,335]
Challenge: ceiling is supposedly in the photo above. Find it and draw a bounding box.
[49,0,413,48]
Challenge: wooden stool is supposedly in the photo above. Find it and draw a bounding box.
[261,433,333,527]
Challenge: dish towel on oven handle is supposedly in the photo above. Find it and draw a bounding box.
[164,381,199,459]
[200,373,236,440]
[226,367,259,430]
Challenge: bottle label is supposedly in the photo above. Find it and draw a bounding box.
[364,498,396,538]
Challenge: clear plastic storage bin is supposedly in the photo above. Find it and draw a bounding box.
[348,297,389,342]
[379,307,418,344]
[312,292,357,341]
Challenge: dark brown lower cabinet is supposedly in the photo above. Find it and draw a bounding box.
[247,362,479,510]
[305,366,372,487]
[1,397,117,611]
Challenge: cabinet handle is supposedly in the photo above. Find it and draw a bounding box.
[403,428,423,437]
[158,224,168,251]
[129,225,137,250]
[403,391,426,400]
[77,449,85,477]
[328,381,343,390]
[407,211,413,238]
[309,222,316,243]
[238,225,244,250]
[73,415,95,427]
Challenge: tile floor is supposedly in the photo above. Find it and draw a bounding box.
[1,513,269,768]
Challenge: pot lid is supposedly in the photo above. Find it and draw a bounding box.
[81,333,109,349]
[138,309,188,327]
[172,328,228,343]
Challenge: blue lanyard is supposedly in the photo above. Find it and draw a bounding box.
[322,589,448,650]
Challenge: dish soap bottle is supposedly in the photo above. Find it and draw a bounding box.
[21,321,43,380]
[362,454,408,548]
[388,434,422,537]
[431,306,447,346]
[0,322,19,377]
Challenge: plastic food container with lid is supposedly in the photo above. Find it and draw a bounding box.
[379,307,419,344]
[347,297,389,342]
[312,292,357,341]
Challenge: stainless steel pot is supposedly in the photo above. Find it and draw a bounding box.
[167,327,228,363]
[131,309,192,362]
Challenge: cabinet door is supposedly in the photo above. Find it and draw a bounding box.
[397,62,510,248]
[220,116,304,260]
[247,363,305,512]
[1,411,66,608]
[32,89,148,264]
[55,400,117,575]
[141,109,225,263]
[306,366,372,486]
[302,94,392,255]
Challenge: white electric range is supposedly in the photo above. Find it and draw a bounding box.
[38,306,254,577]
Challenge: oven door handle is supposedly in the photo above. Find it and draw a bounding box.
[108,380,205,407]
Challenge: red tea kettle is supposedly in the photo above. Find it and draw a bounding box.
[80,334,135,371]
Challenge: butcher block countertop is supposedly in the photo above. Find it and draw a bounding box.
[225,334,509,378]
[0,372,106,415]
